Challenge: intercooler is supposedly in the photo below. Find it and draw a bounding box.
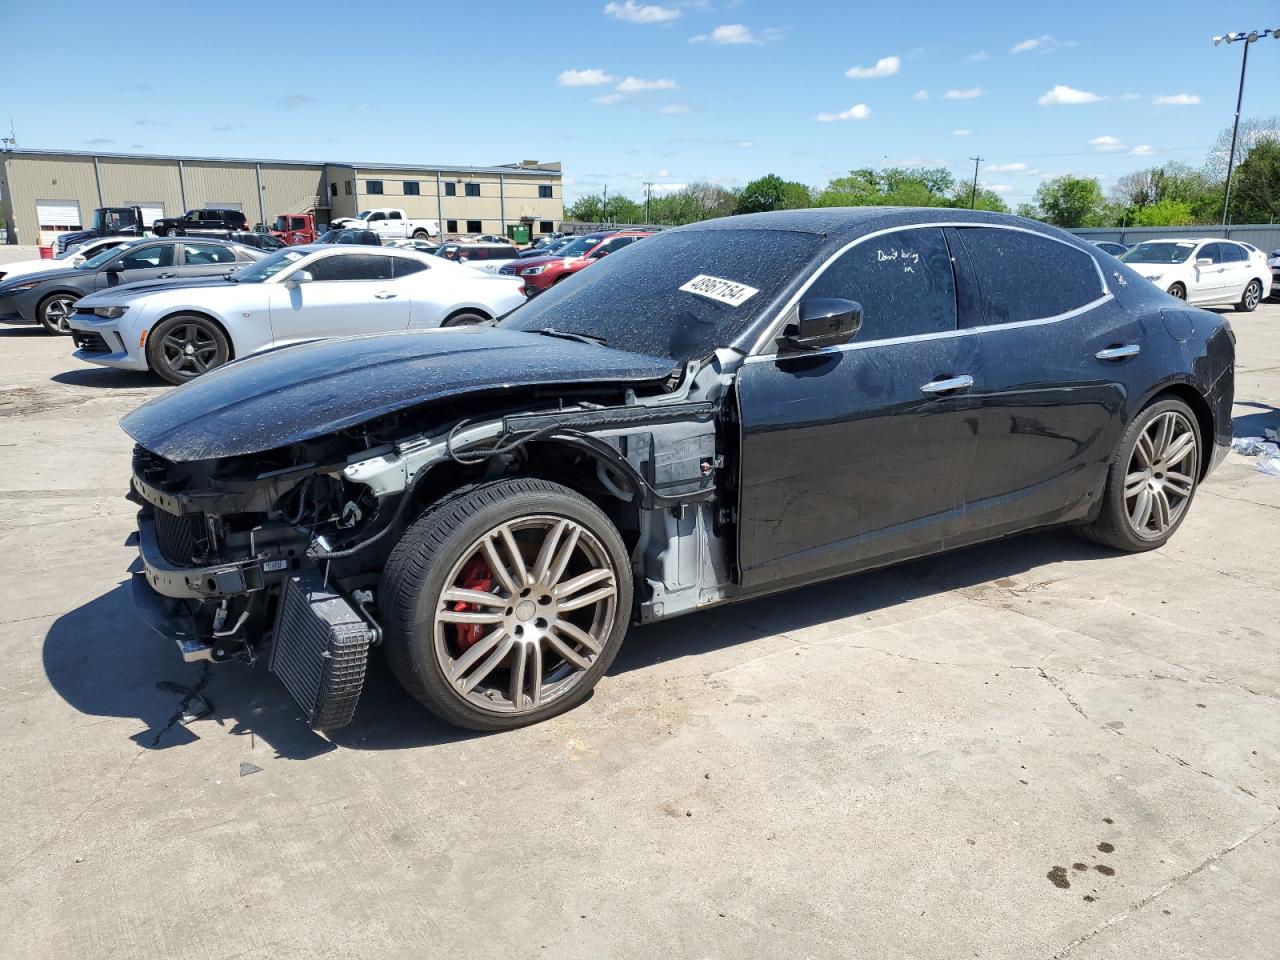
[269,572,375,731]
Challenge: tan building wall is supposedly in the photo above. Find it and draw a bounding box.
[1,150,562,244]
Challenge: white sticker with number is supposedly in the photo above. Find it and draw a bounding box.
[679,274,760,307]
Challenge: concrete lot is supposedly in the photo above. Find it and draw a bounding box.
[0,280,1277,959]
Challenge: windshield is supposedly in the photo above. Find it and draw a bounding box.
[274,216,289,231]
[1122,242,1196,265]
[355,211,374,221]
[554,236,600,258]
[229,248,308,283]
[81,243,137,270]
[500,228,823,363]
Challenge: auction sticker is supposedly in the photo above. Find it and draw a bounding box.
[679,274,760,307]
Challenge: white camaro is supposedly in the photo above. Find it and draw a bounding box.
[0,235,134,283]
[68,244,527,384]
[1121,238,1272,310]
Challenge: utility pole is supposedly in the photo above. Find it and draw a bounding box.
[1212,28,1278,225]
[643,181,653,225]
[602,184,608,227]
[968,156,983,209]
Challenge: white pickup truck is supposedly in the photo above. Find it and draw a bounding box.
[329,208,440,240]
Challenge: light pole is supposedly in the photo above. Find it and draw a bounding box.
[1212,28,1279,225]
[968,156,983,209]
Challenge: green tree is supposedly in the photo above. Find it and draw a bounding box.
[1014,202,1040,220]
[947,185,1009,213]
[1034,175,1106,228]
[813,166,958,208]
[735,174,811,214]
[1129,198,1197,227]
[1228,137,1280,223]
[566,194,605,221]
[648,182,739,225]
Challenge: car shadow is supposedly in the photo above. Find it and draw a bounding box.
[0,325,47,338]
[1232,400,1280,439]
[44,529,1117,758]
[50,368,162,390]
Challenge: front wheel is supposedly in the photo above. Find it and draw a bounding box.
[1235,279,1262,312]
[441,311,488,327]
[146,314,231,384]
[1076,397,1200,552]
[380,478,633,731]
[37,293,79,334]
[1167,283,1186,300]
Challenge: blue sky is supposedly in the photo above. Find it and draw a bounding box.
[5,0,1279,206]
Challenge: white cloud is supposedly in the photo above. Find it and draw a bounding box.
[690,23,760,44]
[1089,135,1124,152]
[660,103,690,114]
[558,68,616,87]
[952,129,972,136]
[911,89,929,100]
[983,183,1015,194]
[593,93,625,105]
[1011,35,1076,54]
[1038,84,1104,105]
[603,1,679,24]
[845,56,901,79]
[986,162,1028,173]
[651,182,688,195]
[616,76,678,92]
[943,87,983,100]
[1130,144,1155,156]
[1153,93,1200,106]
[964,50,990,62]
[816,103,872,122]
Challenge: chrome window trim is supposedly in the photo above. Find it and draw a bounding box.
[747,221,1113,358]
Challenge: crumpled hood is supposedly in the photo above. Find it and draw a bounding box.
[121,327,674,462]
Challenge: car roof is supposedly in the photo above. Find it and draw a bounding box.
[289,242,425,257]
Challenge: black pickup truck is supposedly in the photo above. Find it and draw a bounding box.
[152,208,249,237]
[55,205,148,254]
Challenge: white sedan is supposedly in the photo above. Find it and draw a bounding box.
[1122,238,1272,310]
[67,244,527,384]
[0,236,134,283]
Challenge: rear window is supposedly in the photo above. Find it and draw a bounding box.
[955,227,1104,326]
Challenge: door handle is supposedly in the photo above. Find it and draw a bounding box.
[159,272,176,278]
[1095,344,1140,361]
[920,374,974,395]
[374,291,397,299]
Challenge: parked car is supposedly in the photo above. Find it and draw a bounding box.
[316,228,382,246]
[153,208,250,237]
[385,238,441,255]
[55,205,150,255]
[119,208,1233,733]
[329,208,439,241]
[229,231,287,251]
[519,235,573,258]
[501,230,652,294]
[1268,249,1280,297]
[434,241,520,274]
[1091,240,1129,257]
[0,237,262,334]
[1121,238,1271,309]
[68,244,526,383]
[0,235,134,283]
[270,212,321,245]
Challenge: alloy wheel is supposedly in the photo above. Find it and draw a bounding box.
[1244,280,1261,310]
[432,515,618,715]
[1124,410,1197,540]
[42,297,76,333]
[160,323,220,377]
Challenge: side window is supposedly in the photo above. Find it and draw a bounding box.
[1221,243,1247,263]
[392,257,428,278]
[116,244,176,270]
[185,211,202,221]
[289,217,306,230]
[367,212,386,222]
[1196,243,1221,265]
[183,243,236,265]
[955,227,1103,326]
[388,210,403,220]
[306,254,395,282]
[803,227,957,341]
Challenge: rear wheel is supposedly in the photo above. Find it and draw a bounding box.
[1235,279,1262,312]
[1077,397,1200,552]
[441,310,488,328]
[1167,282,1186,300]
[380,478,632,731]
[146,314,230,384]
[412,229,430,240]
[37,293,79,335]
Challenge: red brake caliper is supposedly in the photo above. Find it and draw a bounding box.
[453,556,496,651]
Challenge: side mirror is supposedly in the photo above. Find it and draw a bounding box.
[592,248,609,258]
[1196,257,1213,266]
[286,270,314,287]
[72,256,86,266]
[778,298,862,352]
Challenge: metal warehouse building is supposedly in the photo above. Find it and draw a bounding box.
[0,147,563,245]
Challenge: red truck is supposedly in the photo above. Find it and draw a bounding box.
[270,212,321,245]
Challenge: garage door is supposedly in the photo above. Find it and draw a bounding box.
[126,202,165,230]
[36,200,83,230]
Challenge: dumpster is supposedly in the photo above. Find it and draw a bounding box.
[506,223,532,245]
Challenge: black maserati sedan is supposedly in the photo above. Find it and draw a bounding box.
[120,208,1234,732]
[0,237,262,334]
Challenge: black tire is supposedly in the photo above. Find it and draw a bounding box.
[1167,283,1186,300]
[441,310,488,328]
[412,229,430,240]
[145,314,231,385]
[380,478,633,731]
[1076,397,1201,552]
[37,292,79,335]
[1235,279,1263,313]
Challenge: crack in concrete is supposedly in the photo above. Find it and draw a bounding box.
[1047,815,1280,959]
[149,663,213,748]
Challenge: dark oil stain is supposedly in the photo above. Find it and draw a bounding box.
[1083,895,1096,902]
[1095,864,1116,877]
[1072,863,1088,872]
[1097,842,1115,853]
[1162,909,1172,916]
[1047,866,1071,889]
[1196,703,1206,708]
[1102,817,1114,824]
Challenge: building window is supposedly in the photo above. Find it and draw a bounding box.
[540,220,554,233]
[446,219,458,234]
[404,181,420,196]
[538,185,553,199]
[366,180,383,195]
[329,183,338,197]
[466,220,482,233]
[465,182,480,197]
[444,182,457,197]
[344,180,352,195]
